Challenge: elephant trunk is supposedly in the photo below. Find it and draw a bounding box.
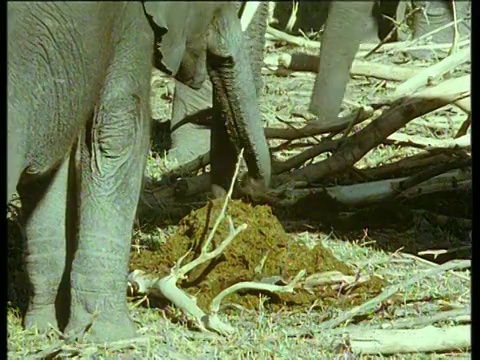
[207,8,271,191]
[309,1,374,122]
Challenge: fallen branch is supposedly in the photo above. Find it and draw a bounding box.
[332,325,470,355]
[318,259,470,330]
[386,133,470,150]
[392,47,471,99]
[285,77,469,184]
[357,150,469,180]
[265,107,375,140]
[264,52,421,81]
[133,150,248,335]
[263,52,470,113]
[132,149,305,335]
[266,26,469,54]
[273,168,471,207]
[272,137,338,174]
[387,307,470,329]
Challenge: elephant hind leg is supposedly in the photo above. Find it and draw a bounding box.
[19,156,73,332]
[411,0,470,59]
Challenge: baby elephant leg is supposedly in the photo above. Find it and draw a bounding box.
[64,33,153,343]
[18,156,72,332]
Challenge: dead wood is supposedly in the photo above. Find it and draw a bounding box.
[357,150,469,180]
[387,307,470,329]
[317,259,470,330]
[331,325,470,355]
[272,168,470,208]
[264,52,420,81]
[265,107,375,140]
[386,133,470,150]
[392,47,470,99]
[266,25,469,55]
[283,78,469,184]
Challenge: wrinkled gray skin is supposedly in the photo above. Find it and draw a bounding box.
[8,2,153,343]
[167,2,270,194]
[309,0,471,118]
[8,1,270,343]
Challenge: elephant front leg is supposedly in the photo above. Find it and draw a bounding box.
[18,156,73,332]
[65,56,151,343]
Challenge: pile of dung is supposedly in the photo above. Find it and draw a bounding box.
[130,200,386,312]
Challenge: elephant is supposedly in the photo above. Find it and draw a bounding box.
[164,1,271,194]
[308,0,471,121]
[8,1,270,342]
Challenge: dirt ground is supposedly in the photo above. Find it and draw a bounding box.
[7,10,471,359]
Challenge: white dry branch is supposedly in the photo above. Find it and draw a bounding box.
[284,0,298,33]
[240,2,261,32]
[274,168,471,208]
[263,51,470,113]
[130,149,305,335]
[331,324,470,355]
[319,259,470,330]
[392,46,471,99]
[264,52,421,82]
[283,77,469,184]
[265,25,470,56]
[284,260,471,355]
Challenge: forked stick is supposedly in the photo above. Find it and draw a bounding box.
[129,149,305,335]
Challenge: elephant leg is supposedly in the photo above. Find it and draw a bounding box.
[18,157,72,332]
[410,0,471,59]
[169,80,212,167]
[309,1,374,123]
[64,25,152,343]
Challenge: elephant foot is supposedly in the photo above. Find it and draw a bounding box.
[410,1,470,59]
[24,303,58,332]
[65,294,137,342]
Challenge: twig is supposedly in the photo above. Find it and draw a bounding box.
[392,47,470,99]
[455,115,471,138]
[265,107,375,140]
[264,52,421,81]
[286,77,469,184]
[317,259,470,330]
[386,133,470,150]
[387,306,470,329]
[396,158,471,192]
[132,150,248,336]
[266,25,469,54]
[209,270,306,314]
[397,253,471,282]
[284,0,298,33]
